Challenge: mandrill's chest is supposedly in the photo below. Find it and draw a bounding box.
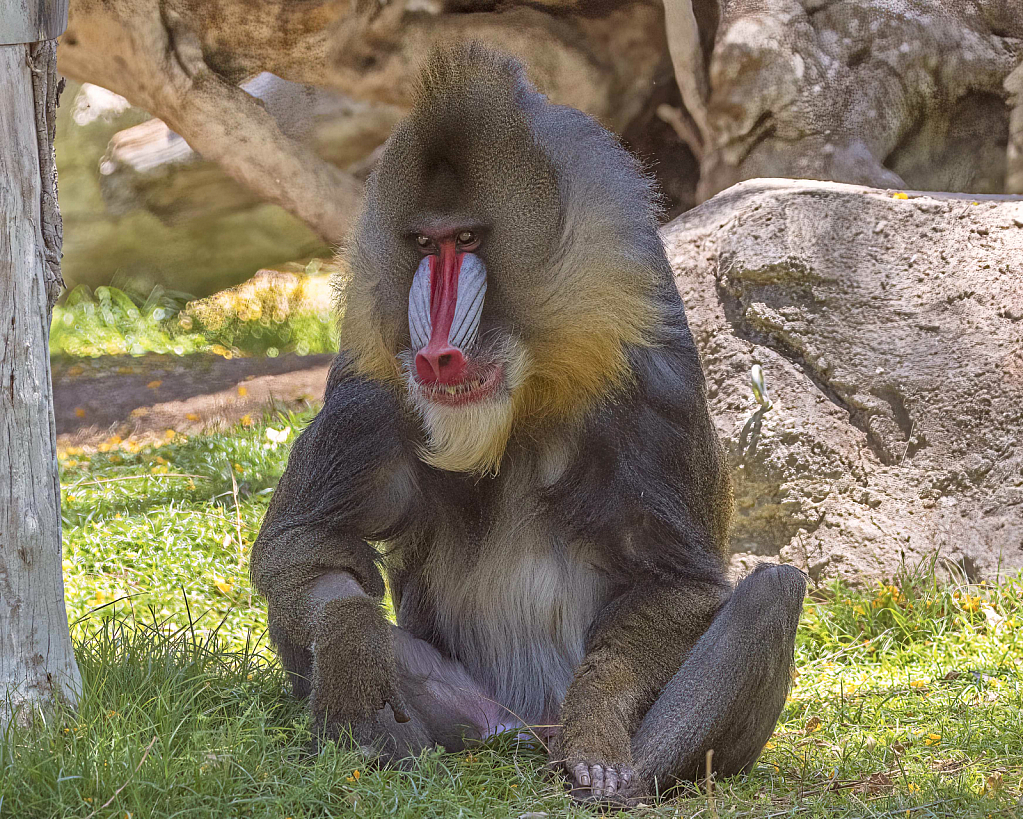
[390,470,615,724]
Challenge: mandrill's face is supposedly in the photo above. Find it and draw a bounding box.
[340,76,659,477]
[399,223,530,476]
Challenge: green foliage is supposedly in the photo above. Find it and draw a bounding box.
[50,284,199,358]
[800,558,1020,662]
[2,415,1021,817]
[50,275,338,361]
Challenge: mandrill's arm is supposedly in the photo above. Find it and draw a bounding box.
[254,367,531,758]
[250,368,419,743]
[552,339,805,803]
[555,579,728,799]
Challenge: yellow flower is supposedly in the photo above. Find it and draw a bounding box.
[853,604,866,615]
[74,407,86,418]
[186,412,200,422]
[237,385,248,397]
[147,380,162,390]
[907,782,920,793]
[892,192,909,200]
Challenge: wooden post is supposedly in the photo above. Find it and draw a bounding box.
[1007,63,1023,194]
[0,2,81,728]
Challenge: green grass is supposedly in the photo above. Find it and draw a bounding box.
[2,410,1021,817]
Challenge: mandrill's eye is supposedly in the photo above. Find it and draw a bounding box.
[415,234,434,251]
[457,230,479,249]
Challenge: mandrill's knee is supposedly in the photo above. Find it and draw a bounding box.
[727,563,806,640]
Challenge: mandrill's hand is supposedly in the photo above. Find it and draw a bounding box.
[309,596,422,760]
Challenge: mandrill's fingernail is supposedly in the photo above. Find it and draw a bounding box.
[392,706,411,723]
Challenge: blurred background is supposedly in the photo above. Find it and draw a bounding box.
[51,0,1023,447]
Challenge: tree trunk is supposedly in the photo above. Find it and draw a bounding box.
[0,38,81,728]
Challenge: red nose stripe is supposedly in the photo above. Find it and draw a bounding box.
[427,247,462,348]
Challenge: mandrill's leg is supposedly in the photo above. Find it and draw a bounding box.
[630,564,806,794]
[390,629,523,751]
[557,564,805,805]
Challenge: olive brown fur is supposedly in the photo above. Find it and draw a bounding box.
[250,43,805,806]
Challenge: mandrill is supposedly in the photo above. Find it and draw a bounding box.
[251,43,805,805]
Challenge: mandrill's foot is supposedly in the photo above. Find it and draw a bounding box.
[564,758,639,807]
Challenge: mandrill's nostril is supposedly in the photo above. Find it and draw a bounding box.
[415,345,467,385]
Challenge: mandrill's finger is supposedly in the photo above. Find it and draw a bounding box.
[603,767,619,796]
[572,762,590,788]
[589,764,605,795]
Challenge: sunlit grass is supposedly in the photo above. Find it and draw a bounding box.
[2,411,1020,817]
[51,262,338,361]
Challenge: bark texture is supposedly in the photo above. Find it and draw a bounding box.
[0,40,81,727]
[667,180,1023,583]
[695,1,1023,200]
[96,74,402,229]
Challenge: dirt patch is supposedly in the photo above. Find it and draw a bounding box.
[53,353,333,448]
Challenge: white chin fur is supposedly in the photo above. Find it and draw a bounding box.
[417,392,514,475]
[401,345,528,476]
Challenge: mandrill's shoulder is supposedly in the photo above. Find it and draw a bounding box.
[268,354,420,531]
[313,354,412,456]
[544,331,729,585]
